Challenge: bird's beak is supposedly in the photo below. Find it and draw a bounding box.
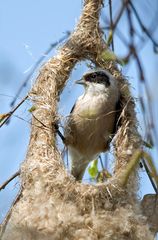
[75,79,85,85]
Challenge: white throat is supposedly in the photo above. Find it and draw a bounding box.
[85,83,107,96]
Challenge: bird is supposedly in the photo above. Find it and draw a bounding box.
[64,69,119,180]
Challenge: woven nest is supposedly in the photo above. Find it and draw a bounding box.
[1,0,153,239]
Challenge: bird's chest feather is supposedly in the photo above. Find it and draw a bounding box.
[66,93,116,153]
[75,94,109,119]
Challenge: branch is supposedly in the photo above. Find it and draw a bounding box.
[0,188,22,238]
[118,150,158,192]
[0,95,28,128]
[129,1,158,49]
[108,0,114,51]
[142,159,158,193]
[0,170,20,191]
[1,1,147,239]
[111,1,127,31]
[10,32,70,108]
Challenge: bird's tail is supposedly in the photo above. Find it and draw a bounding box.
[68,146,90,181]
[71,159,89,181]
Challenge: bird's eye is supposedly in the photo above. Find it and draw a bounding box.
[85,75,91,82]
[95,72,111,86]
[91,73,96,78]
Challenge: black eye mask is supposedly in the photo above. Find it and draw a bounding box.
[84,71,110,87]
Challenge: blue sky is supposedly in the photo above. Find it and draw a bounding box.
[0,0,158,223]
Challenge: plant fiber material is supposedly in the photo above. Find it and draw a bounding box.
[1,0,154,239]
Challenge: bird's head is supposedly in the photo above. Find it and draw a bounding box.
[75,69,117,94]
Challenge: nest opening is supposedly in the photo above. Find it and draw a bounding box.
[56,61,121,184]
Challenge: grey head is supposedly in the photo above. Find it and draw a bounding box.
[76,69,116,87]
[76,69,118,95]
[83,69,111,87]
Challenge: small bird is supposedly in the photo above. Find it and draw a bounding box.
[64,69,119,180]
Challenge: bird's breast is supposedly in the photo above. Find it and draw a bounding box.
[65,94,117,157]
[75,94,109,118]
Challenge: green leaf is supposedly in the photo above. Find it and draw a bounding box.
[97,170,112,182]
[100,50,129,66]
[28,106,36,113]
[143,140,154,149]
[97,172,104,182]
[107,30,113,46]
[117,57,129,66]
[88,159,98,179]
[101,50,117,62]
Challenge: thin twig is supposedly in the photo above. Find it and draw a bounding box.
[31,113,49,129]
[142,159,158,193]
[133,49,155,129]
[114,3,158,151]
[0,95,28,128]
[126,4,134,45]
[111,0,128,32]
[135,52,158,146]
[0,188,22,238]
[103,0,158,193]
[102,0,128,46]
[99,155,104,170]
[13,115,50,132]
[129,1,158,48]
[32,114,65,142]
[10,32,71,107]
[54,123,65,142]
[0,170,20,191]
[108,0,114,51]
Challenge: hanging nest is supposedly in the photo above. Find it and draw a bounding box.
[1,0,154,239]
